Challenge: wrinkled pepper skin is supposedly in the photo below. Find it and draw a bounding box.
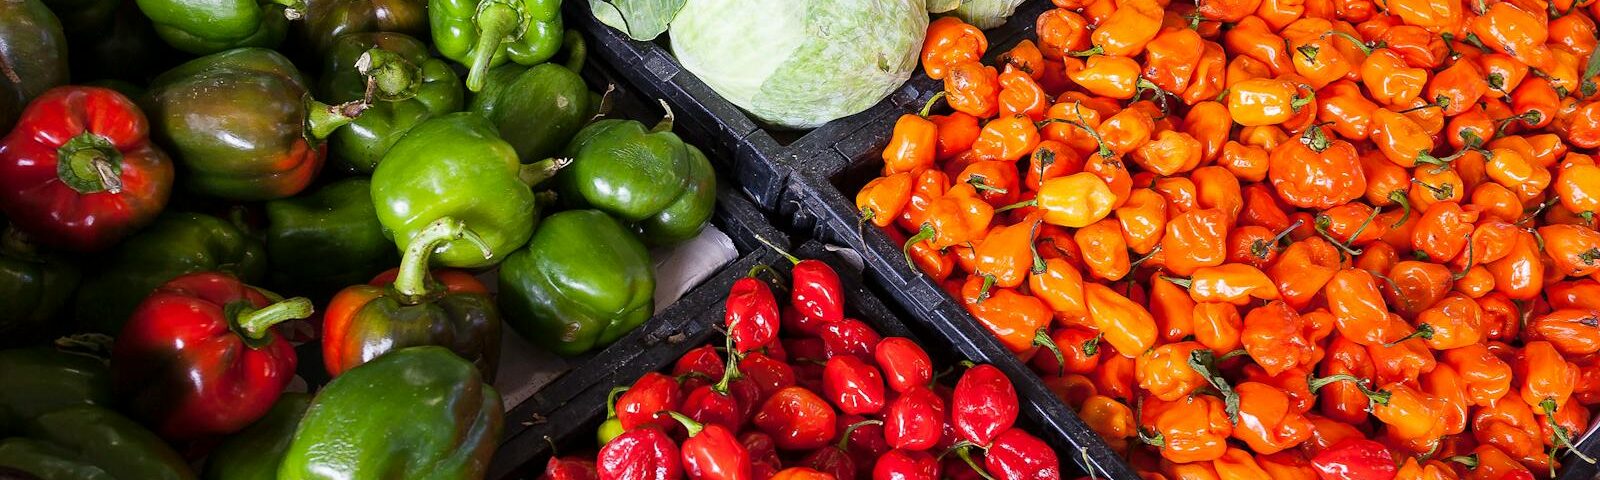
[265,178,397,297]
[0,405,195,480]
[0,348,111,433]
[371,112,539,268]
[497,209,654,356]
[0,0,68,134]
[0,230,79,345]
[134,0,286,54]
[147,48,361,201]
[558,115,717,245]
[321,32,463,173]
[290,0,426,57]
[469,60,592,164]
[429,0,562,92]
[72,212,266,334]
[0,86,174,253]
[202,392,310,480]
[278,346,502,480]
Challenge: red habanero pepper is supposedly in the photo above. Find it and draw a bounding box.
[1309,439,1398,480]
[875,337,933,394]
[884,385,945,451]
[820,319,881,360]
[874,450,939,480]
[669,412,753,480]
[952,364,1019,446]
[823,355,887,416]
[753,386,838,451]
[0,86,174,252]
[617,372,684,432]
[598,427,683,480]
[111,272,308,440]
[727,273,781,355]
[757,237,844,325]
[984,428,1062,480]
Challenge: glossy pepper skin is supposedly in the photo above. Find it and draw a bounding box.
[0,0,68,135]
[371,112,539,267]
[72,212,267,335]
[323,217,502,379]
[727,275,780,355]
[430,0,561,92]
[598,427,682,480]
[471,45,593,164]
[288,0,427,57]
[321,32,464,173]
[558,112,716,246]
[0,405,196,480]
[147,48,365,201]
[498,210,654,356]
[0,229,79,345]
[202,392,311,480]
[952,364,1019,446]
[134,0,286,54]
[0,86,173,253]
[112,272,310,440]
[278,346,502,479]
[264,177,396,297]
[0,347,112,432]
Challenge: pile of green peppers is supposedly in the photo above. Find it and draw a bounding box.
[0,0,720,476]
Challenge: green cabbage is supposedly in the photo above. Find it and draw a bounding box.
[593,0,928,129]
[951,0,1027,29]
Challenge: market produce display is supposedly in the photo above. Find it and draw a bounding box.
[854,3,1600,478]
[540,244,1064,480]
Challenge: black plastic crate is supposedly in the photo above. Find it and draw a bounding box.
[487,241,1094,480]
[562,1,1053,211]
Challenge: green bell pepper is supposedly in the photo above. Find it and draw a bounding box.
[0,347,111,435]
[0,406,195,480]
[0,0,68,134]
[202,392,310,480]
[558,110,716,245]
[135,0,287,54]
[288,0,426,57]
[0,228,80,346]
[469,30,592,163]
[430,0,562,92]
[148,48,366,201]
[371,112,552,269]
[322,32,463,173]
[264,178,396,298]
[498,209,653,356]
[73,212,266,334]
[278,346,501,479]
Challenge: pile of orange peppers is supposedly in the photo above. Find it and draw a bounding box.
[857,0,1600,478]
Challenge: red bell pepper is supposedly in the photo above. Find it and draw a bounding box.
[952,364,1020,445]
[598,427,683,480]
[727,272,781,355]
[0,86,173,252]
[671,412,754,480]
[111,272,309,439]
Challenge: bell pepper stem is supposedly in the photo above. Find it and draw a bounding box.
[236,297,315,339]
[837,419,884,451]
[518,157,573,186]
[271,0,305,19]
[754,234,801,266]
[665,411,704,437]
[56,132,124,194]
[561,29,587,73]
[394,217,494,299]
[357,48,423,102]
[465,1,521,93]
[651,100,676,134]
[305,97,369,142]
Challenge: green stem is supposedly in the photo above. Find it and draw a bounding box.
[754,234,801,265]
[975,274,997,303]
[358,48,423,102]
[1035,328,1065,376]
[234,297,314,340]
[465,1,521,93]
[304,97,369,142]
[1384,323,1433,346]
[994,199,1037,213]
[1342,205,1382,252]
[1446,454,1478,469]
[1453,240,1475,280]
[55,133,124,194]
[952,443,998,480]
[518,157,573,186]
[920,92,947,117]
[1068,45,1104,57]
[666,411,704,437]
[1129,244,1163,269]
[1541,398,1598,464]
[903,224,935,271]
[1306,373,1391,405]
[837,420,883,450]
[1160,275,1191,289]
[270,0,305,19]
[604,386,628,418]
[393,217,493,299]
[1388,191,1412,228]
[651,100,676,134]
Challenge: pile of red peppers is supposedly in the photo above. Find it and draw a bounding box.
[537,243,1063,480]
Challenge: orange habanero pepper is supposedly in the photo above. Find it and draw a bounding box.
[1232,382,1315,455]
[857,171,915,228]
[944,61,1000,118]
[1268,125,1367,210]
[1136,341,1209,401]
[1085,282,1159,357]
[921,17,988,80]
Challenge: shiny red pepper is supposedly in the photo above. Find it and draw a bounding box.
[539,456,599,480]
[952,364,1019,446]
[1309,438,1397,480]
[884,385,946,451]
[598,427,683,480]
[821,319,882,360]
[753,386,838,451]
[761,238,845,324]
[671,412,753,480]
[617,372,684,432]
[0,86,174,252]
[874,449,939,480]
[111,272,307,440]
[823,355,887,415]
[875,337,933,393]
[727,273,781,354]
[984,428,1061,480]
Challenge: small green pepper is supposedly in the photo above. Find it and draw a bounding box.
[277,346,501,479]
[371,112,555,268]
[0,0,68,133]
[558,110,716,245]
[430,0,562,92]
[497,209,654,356]
[202,392,310,480]
[0,405,195,479]
[0,228,79,346]
[469,30,592,163]
[264,178,396,298]
[72,212,266,334]
[321,32,463,173]
[134,0,287,54]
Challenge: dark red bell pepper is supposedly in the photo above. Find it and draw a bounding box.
[755,236,844,324]
[539,456,600,480]
[598,427,683,480]
[884,386,946,451]
[1310,438,1398,480]
[875,337,934,393]
[821,319,882,359]
[983,428,1060,480]
[618,372,684,432]
[823,355,887,415]
[671,412,753,480]
[111,272,309,440]
[0,86,173,252]
[753,386,838,451]
[951,364,1019,446]
[875,449,940,480]
[727,272,781,354]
